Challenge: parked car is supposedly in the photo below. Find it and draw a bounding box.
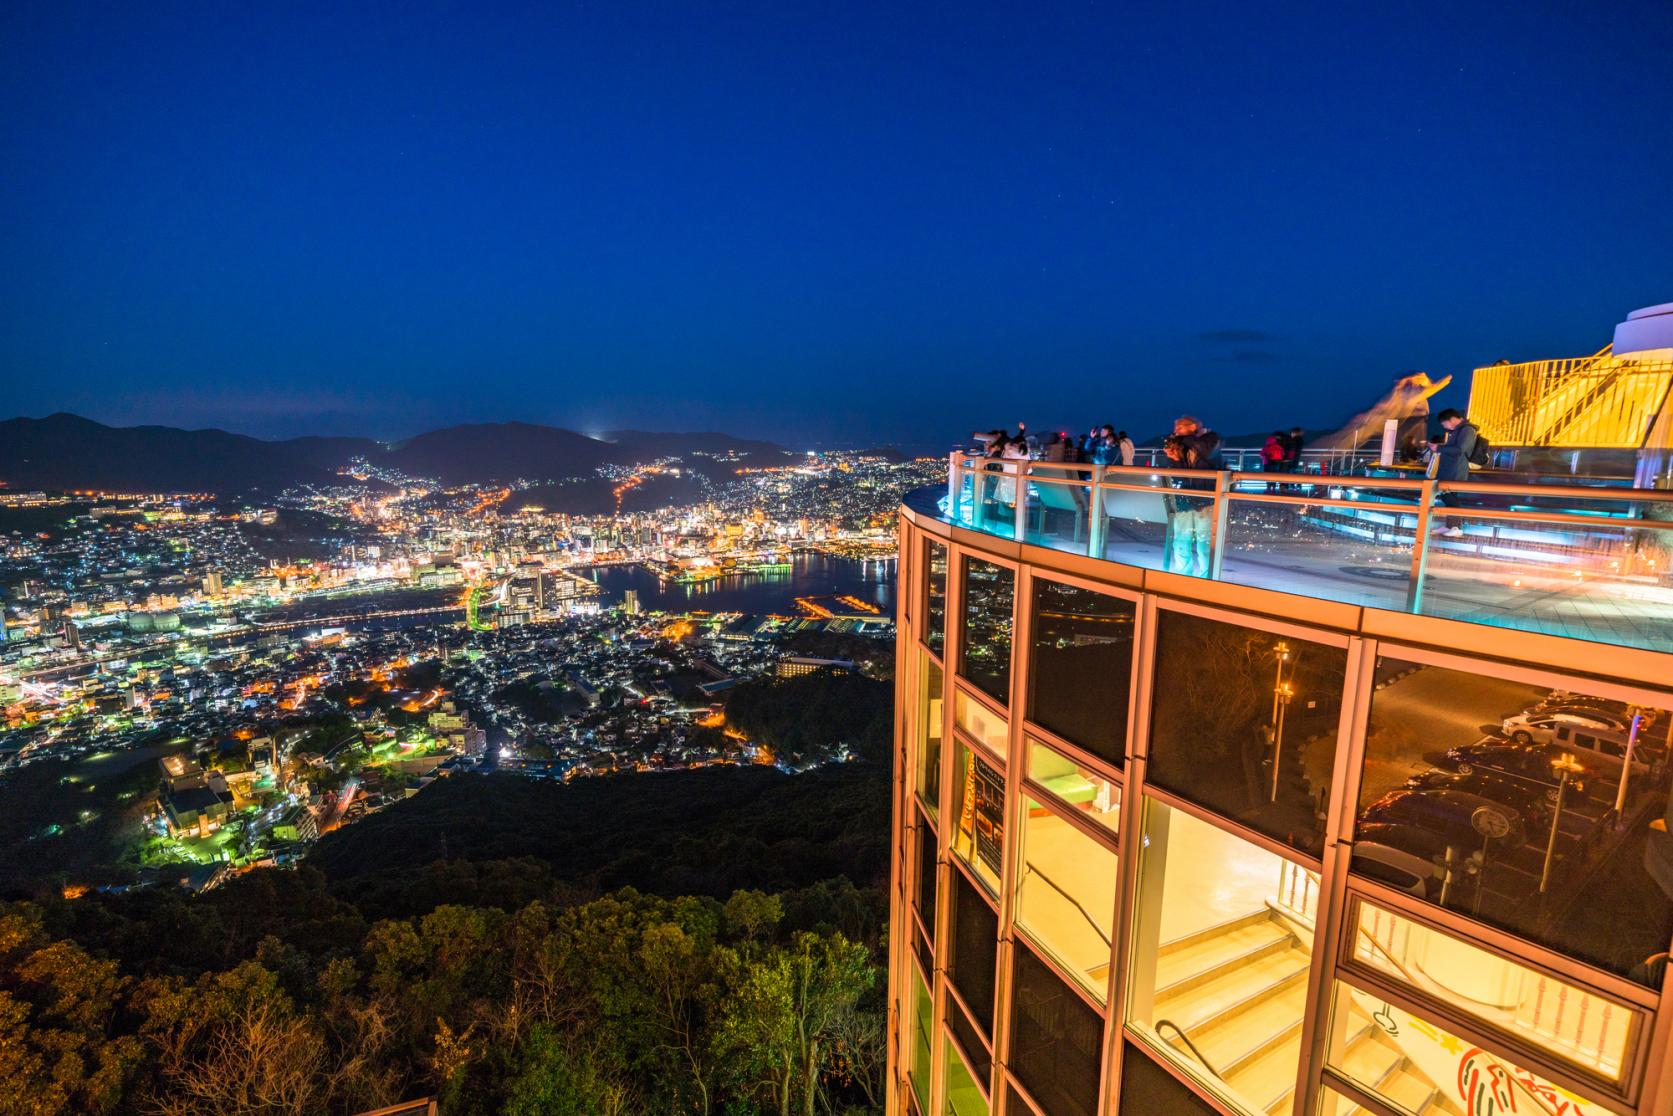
[1403,769,1552,820]
[1351,839,1445,899]
[1502,711,1625,744]
[1353,822,1454,865]
[1358,788,1525,849]
[1434,741,1595,796]
[1529,703,1631,731]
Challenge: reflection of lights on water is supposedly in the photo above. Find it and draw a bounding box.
[498,747,514,760]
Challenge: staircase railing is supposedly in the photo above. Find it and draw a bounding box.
[1154,1019,1221,1080]
[1021,863,1112,948]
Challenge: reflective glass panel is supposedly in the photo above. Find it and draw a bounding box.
[959,558,1014,704]
[950,738,1005,895]
[955,689,1007,757]
[1008,941,1103,1116]
[925,538,948,655]
[1026,578,1135,766]
[917,651,944,814]
[943,1033,990,1116]
[1127,799,1313,1116]
[1017,796,1118,1001]
[949,867,998,1035]
[912,804,937,947]
[1120,1040,1223,1116]
[1347,899,1639,1084]
[946,997,992,1097]
[907,963,933,1111]
[1356,656,1673,986]
[1324,980,1593,1116]
[1149,609,1345,856]
[1026,739,1121,836]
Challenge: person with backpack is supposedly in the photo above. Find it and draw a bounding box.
[1429,407,1488,536]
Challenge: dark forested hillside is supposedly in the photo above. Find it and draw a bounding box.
[0,764,891,1115]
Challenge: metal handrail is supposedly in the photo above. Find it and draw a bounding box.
[1020,863,1112,948]
[1154,1019,1221,1079]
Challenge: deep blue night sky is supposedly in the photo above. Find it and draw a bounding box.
[3,2,1670,449]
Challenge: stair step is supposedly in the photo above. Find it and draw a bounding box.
[1155,918,1294,996]
[1222,1027,1303,1115]
[1195,983,1307,1072]
[1155,946,1311,1035]
[1339,1030,1404,1094]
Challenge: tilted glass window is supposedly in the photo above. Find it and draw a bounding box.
[916,650,944,815]
[912,804,938,952]
[1148,609,1344,857]
[1008,940,1103,1116]
[954,688,1007,757]
[1346,898,1640,1086]
[924,538,948,656]
[949,866,998,1036]
[950,737,1005,896]
[1016,796,1118,1002]
[1323,979,1596,1116]
[906,962,933,1112]
[1026,738,1121,836]
[1026,578,1135,766]
[959,557,1014,705]
[943,1032,990,1116]
[1355,656,1673,987]
[1127,799,1315,1116]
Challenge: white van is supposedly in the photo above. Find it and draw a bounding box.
[1538,723,1664,778]
[1502,711,1625,745]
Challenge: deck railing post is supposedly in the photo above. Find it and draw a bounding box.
[1406,479,1438,613]
[1013,461,1029,542]
[946,451,961,521]
[1209,471,1232,580]
[1088,465,1106,559]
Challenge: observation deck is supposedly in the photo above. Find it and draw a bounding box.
[906,452,1673,658]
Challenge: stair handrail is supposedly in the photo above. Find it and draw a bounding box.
[1021,863,1112,948]
[1354,924,1422,988]
[1154,1018,1222,1080]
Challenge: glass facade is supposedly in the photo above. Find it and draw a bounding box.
[916,651,944,815]
[1148,609,1345,857]
[1026,578,1135,766]
[890,511,1672,1116]
[959,557,1014,704]
[925,538,948,656]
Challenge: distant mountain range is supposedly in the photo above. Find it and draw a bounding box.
[0,413,795,495]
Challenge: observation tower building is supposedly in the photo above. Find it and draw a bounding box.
[886,305,1673,1116]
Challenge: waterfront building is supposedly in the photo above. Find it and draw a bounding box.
[887,312,1673,1115]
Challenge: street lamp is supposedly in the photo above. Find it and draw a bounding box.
[1271,682,1293,802]
[1614,712,1643,821]
[1539,752,1587,894]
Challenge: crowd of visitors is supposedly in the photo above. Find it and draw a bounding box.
[966,408,1486,571]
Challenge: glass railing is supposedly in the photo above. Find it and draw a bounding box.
[918,454,1673,653]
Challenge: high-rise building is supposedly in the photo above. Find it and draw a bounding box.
[886,329,1673,1115]
[622,589,641,616]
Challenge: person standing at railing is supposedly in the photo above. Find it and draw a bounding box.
[1261,431,1287,472]
[1082,424,1118,466]
[1285,426,1306,473]
[1161,432,1217,577]
[1117,430,1135,467]
[1429,408,1483,537]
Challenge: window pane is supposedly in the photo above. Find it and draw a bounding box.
[943,1034,990,1116]
[1324,980,1589,1116]
[946,997,993,1096]
[1120,1041,1223,1116]
[1149,610,1345,856]
[949,867,998,1034]
[1027,739,1121,836]
[907,963,933,1111]
[951,738,1005,895]
[1009,941,1103,1116]
[1355,658,1673,986]
[959,557,1014,704]
[1127,799,1314,1116]
[1017,796,1118,1001]
[925,538,948,656]
[955,689,1007,757]
[1347,899,1639,1084]
[917,651,945,814]
[913,805,937,950]
[1027,578,1135,766]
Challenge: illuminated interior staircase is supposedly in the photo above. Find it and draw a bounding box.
[1153,911,1460,1116]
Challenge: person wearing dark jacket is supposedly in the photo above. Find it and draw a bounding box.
[1161,429,1219,577]
[1430,409,1479,483]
